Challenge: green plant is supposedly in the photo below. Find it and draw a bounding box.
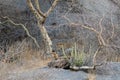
[62,43,85,67]
[62,45,69,60]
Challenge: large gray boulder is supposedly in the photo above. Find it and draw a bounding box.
[3,62,120,80]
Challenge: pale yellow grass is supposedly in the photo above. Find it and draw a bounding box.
[87,70,96,80]
[14,59,51,73]
[0,39,52,76]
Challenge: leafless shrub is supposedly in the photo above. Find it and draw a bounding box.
[55,0,120,67]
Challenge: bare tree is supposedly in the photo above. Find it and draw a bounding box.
[55,0,120,70]
[27,0,59,55]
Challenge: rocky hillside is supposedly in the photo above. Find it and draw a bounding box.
[0,0,120,80]
[0,0,120,61]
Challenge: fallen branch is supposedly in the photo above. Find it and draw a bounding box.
[70,63,104,71]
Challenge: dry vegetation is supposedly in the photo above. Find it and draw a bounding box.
[0,0,120,70]
[0,39,52,79]
[63,0,120,62]
[0,0,120,80]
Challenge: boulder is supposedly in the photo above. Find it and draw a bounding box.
[3,62,120,80]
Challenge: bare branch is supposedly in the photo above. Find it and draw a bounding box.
[34,0,46,18]
[35,0,40,11]
[69,22,106,46]
[0,16,40,48]
[62,8,74,23]
[45,0,59,16]
[107,14,115,44]
[70,23,99,34]
[97,14,106,46]
[26,0,59,55]
[98,34,106,46]
[92,47,101,65]
[27,0,44,22]
[99,14,105,34]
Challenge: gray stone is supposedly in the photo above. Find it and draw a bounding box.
[48,58,70,69]
[3,62,120,80]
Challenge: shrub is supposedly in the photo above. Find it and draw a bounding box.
[62,43,85,67]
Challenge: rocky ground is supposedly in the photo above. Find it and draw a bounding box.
[1,62,120,80]
[0,0,120,80]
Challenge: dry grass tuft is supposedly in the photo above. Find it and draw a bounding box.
[0,39,52,79]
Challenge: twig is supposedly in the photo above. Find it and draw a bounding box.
[107,13,115,44]
[27,0,45,22]
[45,0,59,16]
[34,0,46,18]
[93,46,101,65]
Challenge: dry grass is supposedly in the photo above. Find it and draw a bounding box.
[87,70,96,80]
[0,58,51,80]
[0,39,52,79]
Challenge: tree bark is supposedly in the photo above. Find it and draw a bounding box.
[38,23,52,55]
[27,0,59,56]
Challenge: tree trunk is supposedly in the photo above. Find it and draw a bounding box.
[38,22,52,55]
[27,0,59,57]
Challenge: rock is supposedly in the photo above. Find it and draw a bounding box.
[0,0,120,61]
[48,58,70,69]
[3,62,120,80]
